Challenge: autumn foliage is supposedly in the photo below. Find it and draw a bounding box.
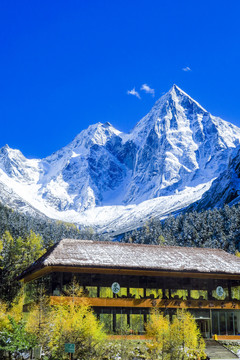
[146,308,206,359]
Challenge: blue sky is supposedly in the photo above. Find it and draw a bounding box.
[0,0,240,158]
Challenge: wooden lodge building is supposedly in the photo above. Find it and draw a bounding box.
[18,239,240,338]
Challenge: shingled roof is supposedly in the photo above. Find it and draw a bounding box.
[18,239,240,280]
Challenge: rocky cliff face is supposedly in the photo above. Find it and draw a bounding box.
[189,147,240,211]
[0,85,240,233]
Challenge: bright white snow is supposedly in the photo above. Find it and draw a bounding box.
[0,85,240,234]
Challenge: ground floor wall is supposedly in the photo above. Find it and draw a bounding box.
[95,307,148,334]
[212,310,240,336]
[94,307,240,338]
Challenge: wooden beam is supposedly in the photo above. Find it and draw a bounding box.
[50,296,240,310]
[22,265,240,283]
[23,266,54,283]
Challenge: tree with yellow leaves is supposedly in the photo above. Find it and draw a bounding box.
[145,308,170,358]
[171,310,206,360]
[146,309,206,360]
[24,277,107,359]
[0,295,37,359]
[0,300,8,332]
[25,290,53,358]
[0,291,25,332]
[47,301,106,360]
[0,230,46,303]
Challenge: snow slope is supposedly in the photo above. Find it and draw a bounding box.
[189,146,240,211]
[0,85,240,234]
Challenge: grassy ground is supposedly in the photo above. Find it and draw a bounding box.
[103,339,149,359]
[219,340,240,357]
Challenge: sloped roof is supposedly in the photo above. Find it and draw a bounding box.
[18,239,240,280]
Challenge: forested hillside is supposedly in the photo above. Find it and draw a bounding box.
[0,203,101,303]
[0,202,100,248]
[122,204,240,254]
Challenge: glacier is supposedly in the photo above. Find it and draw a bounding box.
[1,84,240,234]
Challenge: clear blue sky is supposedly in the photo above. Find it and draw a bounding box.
[0,0,240,158]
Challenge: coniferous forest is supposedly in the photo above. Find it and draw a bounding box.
[122,204,240,254]
[0,203,100,304]
[0,202,100,247]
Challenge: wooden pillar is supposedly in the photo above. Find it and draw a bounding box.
[228,282,232,300]
[162,288,166,299]
[60,272,63,293]
[113,312,116,333]
[50,273,53,295]
[208,279,213,300]
[127,313,130,327]
[143,287,146,298]
[163,278,167,299]
[207,288,212,300]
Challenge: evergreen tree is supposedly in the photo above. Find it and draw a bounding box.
[122,203,240,254]
[0,231,45,303]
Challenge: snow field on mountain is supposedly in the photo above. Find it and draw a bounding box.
[0,85,240,233]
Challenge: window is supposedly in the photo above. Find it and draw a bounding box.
[100,313,113,333]
[100,287,113,298]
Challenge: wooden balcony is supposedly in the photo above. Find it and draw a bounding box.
[50,296,240,310]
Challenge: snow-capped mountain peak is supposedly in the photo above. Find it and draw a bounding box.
[130,84,207,146]
[0,144,40,183]
[168,84,207,112]
[72,121,122,148]
[0,85,240,234]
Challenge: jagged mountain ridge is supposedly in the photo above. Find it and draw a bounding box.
[0,84,240,233]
